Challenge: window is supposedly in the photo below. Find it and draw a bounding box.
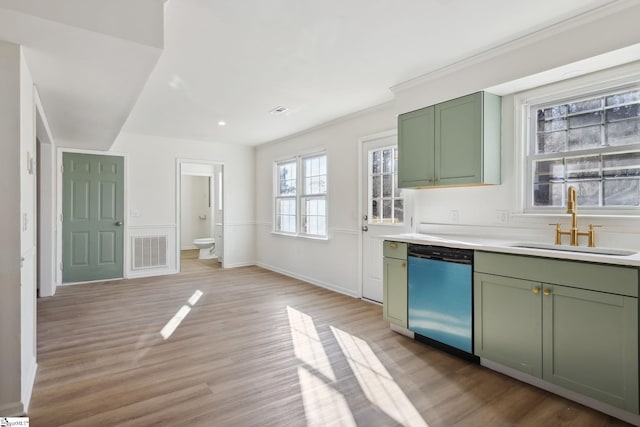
[368,146,404,224]
[275,153,327,237]
[527,86,640,211]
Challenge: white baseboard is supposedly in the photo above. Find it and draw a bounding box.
[21,358,37,412]
[481,359,640,426]
[127,268,178,279]
[257,262,359,298]
[222,261,255,269]
[390,323,415,338]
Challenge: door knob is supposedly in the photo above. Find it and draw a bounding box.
[115,221,123,226]
[362,225,368,232]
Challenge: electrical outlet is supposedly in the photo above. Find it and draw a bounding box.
[450,210,459,224]
[496,209,509,224]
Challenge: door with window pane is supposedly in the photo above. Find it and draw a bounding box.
[361,133,412,302]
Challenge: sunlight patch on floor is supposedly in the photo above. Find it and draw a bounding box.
[331,325,429,427]
[160,289,204,339]
[287,306,336,382]
[297,366,357,427]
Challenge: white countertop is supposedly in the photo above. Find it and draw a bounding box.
[382,233,640,267]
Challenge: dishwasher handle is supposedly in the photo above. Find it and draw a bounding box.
[408,253,472,265]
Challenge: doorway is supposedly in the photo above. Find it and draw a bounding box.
[177,161,224,273]
[360,131,412,302]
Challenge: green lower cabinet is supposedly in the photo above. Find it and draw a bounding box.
[474,273,542,377]
[475,270,639,414]
[543,284,639,413]
[383,257,407,328]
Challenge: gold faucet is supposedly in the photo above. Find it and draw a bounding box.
[550,186,601,247]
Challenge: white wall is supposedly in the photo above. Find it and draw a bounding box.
[180,175,212,249]
[110,132,255,272]
[0,40,23,416]
[255,4,640,296]
[255,104,396,297]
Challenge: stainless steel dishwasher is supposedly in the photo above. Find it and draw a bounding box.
[407,244,478,362]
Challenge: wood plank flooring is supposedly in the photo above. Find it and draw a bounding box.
[180,249,222,273]
[29,266,631,426]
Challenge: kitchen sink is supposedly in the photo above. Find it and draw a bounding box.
[508,242,636,256]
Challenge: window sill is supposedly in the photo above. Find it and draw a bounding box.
[271,231,329,241]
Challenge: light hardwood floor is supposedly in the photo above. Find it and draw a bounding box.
[29,266,631,426]
[180,249,222,273]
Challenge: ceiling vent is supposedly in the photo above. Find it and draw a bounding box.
[270,106,289,114]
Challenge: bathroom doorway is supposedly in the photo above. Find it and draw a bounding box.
[177,160,224,273]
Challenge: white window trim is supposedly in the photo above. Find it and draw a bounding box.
[273,150,328,239]
[514,61,640,217]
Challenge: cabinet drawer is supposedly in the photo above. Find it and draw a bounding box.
[383,241,407,260]
[475,251,638,297]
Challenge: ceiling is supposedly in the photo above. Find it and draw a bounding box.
[1,0,636,149]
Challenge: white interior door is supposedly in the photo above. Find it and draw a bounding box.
[361,133,412,302]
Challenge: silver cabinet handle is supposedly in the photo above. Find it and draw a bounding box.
[115,221,123,226]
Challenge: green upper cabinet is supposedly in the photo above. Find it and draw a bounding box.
[398,106,435,188]
[398,91,501,188]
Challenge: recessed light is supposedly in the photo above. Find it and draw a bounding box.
[270,106,289,114]
[218,121,226,127]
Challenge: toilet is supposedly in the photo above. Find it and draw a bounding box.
[193,237,216,260]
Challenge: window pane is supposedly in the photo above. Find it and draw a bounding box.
[371,199,379,221]
[383,174,392,197]
[534,159,564,184]
[566,156,600,180]
[538,118,567,133]
[276,198,296,233]
[603,152,640,178]
[371,175,381,198]
[393,173,402,197]
[569,98,602,114]
[383,149,393,174]
[568,111,602,128]
[541,105,567,120]
[382,200,392,220]
[606,90,640,106]
[604,180,640,206]
[571,181,600,206]
[534,183,564,206]
[372,150,381,174]
[278,162,296,196]
[301,196,326,236]
[394,200,404,223]
[393,148,399,173]
[606,104,640,122]
[568,125,601,150]
[606,118,640,146]
[537,131,566,154]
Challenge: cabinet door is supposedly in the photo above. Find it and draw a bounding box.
[543,284,639,413]
[435,92,482,186]
[383,257,407,327]
[474,273,542,377]
[398,106,435,188]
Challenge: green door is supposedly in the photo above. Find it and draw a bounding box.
[398,105,435,188]
[474,273,542,377]
[383,257,408,327]
[542,284,639,413]
[62,153,124,282]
